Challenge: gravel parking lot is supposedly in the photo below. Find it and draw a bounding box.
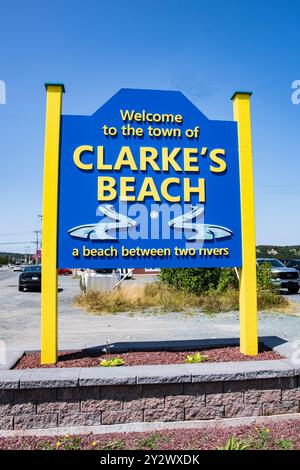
[0,268,300,353]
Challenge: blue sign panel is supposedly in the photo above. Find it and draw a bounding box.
[57,89,242,268]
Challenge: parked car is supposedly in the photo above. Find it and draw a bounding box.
[13,265,23,272]
[58,268,72,275]
[257,258,300,294]
[280,259,300,273]
[19,265,41,291]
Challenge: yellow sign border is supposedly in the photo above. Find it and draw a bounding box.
[40,86,258,364]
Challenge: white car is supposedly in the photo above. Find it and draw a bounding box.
[257,258,300,294]
[13,266,23,272]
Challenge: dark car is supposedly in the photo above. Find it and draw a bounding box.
[19,265,41,292]
[280,259,300,273]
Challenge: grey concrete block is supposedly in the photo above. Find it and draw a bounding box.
[190,362,245,383]
[102,409,143,425]
[37,400,79,414]
[58,412,102,427]
[184,381,223,395]
[244,389,282,404]
[8,402,36,415]
[144,408,184,422]
[142,383,184,397]
[81,398,123,412]
[138,374,191,385]
[263,400,299,416]
[165,394,205,408]
[14,388,57,403]
[1,402,36,416]
[206,392,243,406]
[19,368,80,389]
[185,405,224,420]
[57,386,101,401]
[0,416,13,430]
[0,403,11,416]
[242,360,294,379]
[14,414,58,429]
[79,368,137,386]
[101,384,142,399]
[262,377,296,390]
[225,404,263,418]
[292,366,300,376]
[0,390,13,403]
[282,388,300,401]
[136,365,192,384]
[0,370,22,389]
[124,396,165,410]
[224,379,262,393]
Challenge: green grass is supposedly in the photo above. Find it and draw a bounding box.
[74,281,289,315]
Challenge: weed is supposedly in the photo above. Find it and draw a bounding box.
[134,432,161,450]
[276,438,294,450]
[217,437,250,450]
[99,357,125,367]
[62,436,82,450]
[101,439,125,450]
[185,352,208,363]
[253,427,271,450]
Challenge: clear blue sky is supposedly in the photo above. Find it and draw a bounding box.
[0,0,299,253]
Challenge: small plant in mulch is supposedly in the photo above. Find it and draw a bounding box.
[185,352,208,363]
[99,357,126,367]
[133,433,162,450]
[137,433,172,450]
[253,427,271,450]
[276,438,294,450]
[217,437,250,451]
[101,439,126,450]
[40,435,83,451]
[99,339,125,367]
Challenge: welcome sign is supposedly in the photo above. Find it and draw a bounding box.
[57,89,242,268]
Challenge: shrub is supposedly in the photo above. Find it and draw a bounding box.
[160,268,223,294]
[257,262,276,290]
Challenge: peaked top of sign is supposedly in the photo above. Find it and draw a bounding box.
[70,88,210,122]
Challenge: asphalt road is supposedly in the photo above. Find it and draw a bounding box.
[0,268,300,353]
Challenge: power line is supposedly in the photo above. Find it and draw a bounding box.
[0,241,35,245]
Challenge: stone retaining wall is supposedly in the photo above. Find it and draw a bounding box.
[0,360,299,430]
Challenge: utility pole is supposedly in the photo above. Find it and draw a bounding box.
[33,230,41,264]
[38,214,43,262]
[25,246,31,265]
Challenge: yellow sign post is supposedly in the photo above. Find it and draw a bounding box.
[232,92,258,355]
[41,84,64,365]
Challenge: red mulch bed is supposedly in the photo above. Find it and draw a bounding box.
[14,345,281,369]
[0,419,299,450]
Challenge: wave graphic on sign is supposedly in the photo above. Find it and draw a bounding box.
[67,204,233,241]
[168,206,233,241]
[67,205,136,241]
